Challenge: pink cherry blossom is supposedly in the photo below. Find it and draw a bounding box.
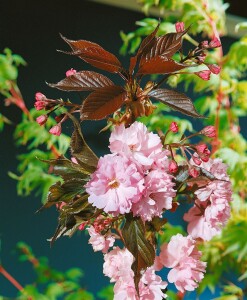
[85,154,144,215]
[132,169,176,221]
[184,158,232,240]
[109,122,163,169]
[159,234,206,292]
[87,225,115,253]
[103,247,134,282]
[139,267,167,299]
[104,248,167,300]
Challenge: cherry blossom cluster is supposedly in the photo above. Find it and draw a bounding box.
[103,247,167,299]
[85,121,176,221]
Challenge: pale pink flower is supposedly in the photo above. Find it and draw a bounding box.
[109,122,163,169]
[49,124,62,136]
[36,114,48,126]
[85,154,144,215]
[150,150,170,171]
[114,279,138,300]
[139,267,167,299]
[132,169,176,221]
[66,68,77,77]
[175,22,185,33]
[159,234,206,292]
[103,247,134,282]
[195,70,211,81]
[87,225,115,253]
[184,158,232,240]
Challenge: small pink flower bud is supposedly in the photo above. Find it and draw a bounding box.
[175,22,185,33]
[169,121,179,133]
[199,41,209,49]
[169,160,178,173]
[78,222,87,231]
[66,68,77,77]
[36,114,48,126]
[209,37,221,48]
[200,125,216,137]
[189,166,200,178]
[35,92,45,101]
[49,124,62,136]
[207,64,221,75]
[192,154,202,165]
[34,100,46,111]
[197,52,207,63]
[196,143,208,154]
[195,70,211,81]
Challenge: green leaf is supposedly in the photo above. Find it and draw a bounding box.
[122,214,155,293]
[97,285,114,300]
[65,290,94,300]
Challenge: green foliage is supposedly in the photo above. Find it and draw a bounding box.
[97,285,114,300]
[0,242,97,300]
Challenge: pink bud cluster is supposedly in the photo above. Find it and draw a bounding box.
[86,122,176,221]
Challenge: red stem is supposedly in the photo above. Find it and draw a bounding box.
[0,265,24,291]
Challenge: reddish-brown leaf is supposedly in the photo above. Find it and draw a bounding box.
[61,35,122,73]
[140,29,188,66]
[148,88,204,118]
[122,214,155,294]
[129,23,160,73]
[81,85,127,120]
[137,57,187,75]
[48,71,114,92]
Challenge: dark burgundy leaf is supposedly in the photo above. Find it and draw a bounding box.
[122,214,155,293]
[61,35,122,73]
[48,71,114,92]
[140,29,188,66]
[69,114,98,170]
[148,88,204,118]
[129,23,160,73]
[137,57,187,75]
[81,85,127,120]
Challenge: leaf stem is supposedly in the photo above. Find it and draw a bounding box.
[0,264,24,291]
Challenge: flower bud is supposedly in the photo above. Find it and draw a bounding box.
[66,68,77,77]
[209,37,221,48]
[169,160,178,173]
[49,124,62,136]
[195,70,211,80]
[175,22,185,33]
[200,125,216,138]
[169,121,179,133]
[35,92,45,101]
[189,166,200,178]
[207,64,221,75]
[199,41,209,49]
[192,154,202,165]
[36,114,48,126]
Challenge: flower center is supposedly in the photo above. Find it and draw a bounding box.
[108,178,120,189]
[129,144,137,151]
